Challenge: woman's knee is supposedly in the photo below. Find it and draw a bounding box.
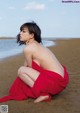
[18,66,27,76]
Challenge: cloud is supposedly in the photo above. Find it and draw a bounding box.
[8,6,16,10]
[24,1,45,10]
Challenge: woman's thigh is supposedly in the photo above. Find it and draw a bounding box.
[18,66,40,81]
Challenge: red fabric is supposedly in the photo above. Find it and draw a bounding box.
[0,61,69,102]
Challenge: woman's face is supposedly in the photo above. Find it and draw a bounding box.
[20,27,33,42]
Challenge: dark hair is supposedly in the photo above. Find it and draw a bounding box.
[17,21,42,45]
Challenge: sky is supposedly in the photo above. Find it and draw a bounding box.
[0,0,80,38]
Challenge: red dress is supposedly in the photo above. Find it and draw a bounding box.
[0,61,69,102]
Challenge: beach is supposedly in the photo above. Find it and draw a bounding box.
[0,38,80,113]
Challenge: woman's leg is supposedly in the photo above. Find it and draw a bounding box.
[18,66,51,103]
[18,66,40,87]
[18,73,34,87]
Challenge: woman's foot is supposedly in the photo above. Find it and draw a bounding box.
[34,95,51,103]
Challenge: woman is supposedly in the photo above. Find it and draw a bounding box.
[0,21,69,103]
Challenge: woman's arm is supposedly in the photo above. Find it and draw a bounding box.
[24,60,28,66]
[23,46,33,67]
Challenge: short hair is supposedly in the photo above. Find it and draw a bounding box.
[17,21,42,45]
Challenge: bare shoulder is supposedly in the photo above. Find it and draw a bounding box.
[23,42,38,54]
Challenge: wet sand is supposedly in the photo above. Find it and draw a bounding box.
[0,38,80,113]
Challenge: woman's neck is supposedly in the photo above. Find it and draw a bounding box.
[26,38,35,45]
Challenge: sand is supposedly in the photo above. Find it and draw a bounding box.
[0,38,80,113]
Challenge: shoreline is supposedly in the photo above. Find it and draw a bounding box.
[0,38,80,66]
[0,37,16,39]
[0,37,78,61]
[0,39,55,60]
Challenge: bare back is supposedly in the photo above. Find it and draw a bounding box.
[24,41,64,77]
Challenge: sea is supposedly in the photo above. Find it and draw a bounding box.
[0,39,55,60]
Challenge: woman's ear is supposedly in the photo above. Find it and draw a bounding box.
[31,33,34,39]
